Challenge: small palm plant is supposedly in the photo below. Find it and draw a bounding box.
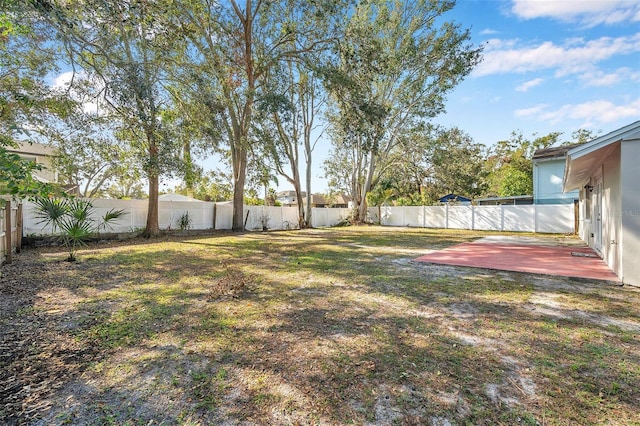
[33,197,127,261]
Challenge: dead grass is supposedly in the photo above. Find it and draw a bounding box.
[1,226,639,425]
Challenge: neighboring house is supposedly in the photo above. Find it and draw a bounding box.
[276,190,351,208]
[475,195,533,205]
[310,193,351,208]
[532,144,581,205]
[276,190,304,207]
[159,193,202,202]
[563,120,640,287]
[438,194,471,205]
[6,142,58,183]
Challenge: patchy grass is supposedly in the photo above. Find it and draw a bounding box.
[1,226,639,425]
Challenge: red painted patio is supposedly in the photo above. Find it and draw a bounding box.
[414,237,620,282]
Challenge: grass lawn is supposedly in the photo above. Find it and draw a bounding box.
[1,226,639,425]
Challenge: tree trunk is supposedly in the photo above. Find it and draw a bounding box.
[357,154,376,223]
[305,158,312,228]
[232,146,247,231]
[143,174,160,237]
[292,176,304,229]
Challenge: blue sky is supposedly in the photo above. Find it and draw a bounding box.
[49,1,639,194]
[433,0,640,147]
[277,0,640,193]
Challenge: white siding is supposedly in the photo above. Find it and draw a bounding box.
[621,141,640,286]
[534,159,579,204]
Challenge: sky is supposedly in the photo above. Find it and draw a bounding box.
[47,0,640,195]
[267,0,640,193]
[432,0,640,147]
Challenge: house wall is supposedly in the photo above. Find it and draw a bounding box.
[533,159,578,204]
[578,187,589,242]
[10,142,58,183]
[601,144,622,279]
[620,140,640,286]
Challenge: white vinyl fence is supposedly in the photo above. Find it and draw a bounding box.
[21,199,574,236]
[369,204,575,233]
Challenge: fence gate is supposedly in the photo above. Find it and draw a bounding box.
[1,200,22,264]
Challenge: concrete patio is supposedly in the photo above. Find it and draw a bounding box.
[414,236,620,283]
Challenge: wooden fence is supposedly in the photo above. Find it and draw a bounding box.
[1,200,23,264]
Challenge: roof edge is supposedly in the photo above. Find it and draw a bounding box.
[567,120,640,159]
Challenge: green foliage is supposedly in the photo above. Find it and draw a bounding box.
[321,0,483,221]
[48,111,142,198]
[485,131,561,197]
[0,6,64,200]
[33,197,126,261]
[175,170,233,202]
[244,196,264,206]
[0,143,55,200]
[354,126,487,206]
[31,0,183,237]
[177,211,192,231]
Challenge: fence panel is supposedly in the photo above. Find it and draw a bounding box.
[403,206,423,227]
[312,207,350,227]
[242,206,299,230]
[91,199,147,233]
[448,206,473,229]
[473,206,502,231]
[311,208,328,228]
[503,205,535,232]
[380,206,405,226]
[281,207,300,229]
[535,204,574,233]
[214,203,233,230]
[423,206,447,228]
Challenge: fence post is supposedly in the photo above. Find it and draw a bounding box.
[16,203,22,253]
[471,205,475,230]
[5,200,12,264]
[500,204,505,231]
[213,203,217,230]
[445,204,449,229]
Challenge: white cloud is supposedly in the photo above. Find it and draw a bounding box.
[51,71,76,90]
[515,99,640,125]
[511,0,640,26]
[475,33,640,77]
[578,67,640,87]
[50,71,106,116]
[515,77,543,92]
[514,103,548,117]
[480,28,499,35]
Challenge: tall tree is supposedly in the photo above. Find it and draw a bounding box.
[171,0,341,230]
[323,0,482,222]
[175,169,234,202]
[32,0,181,237]
[256,61,326,228]
[334,125,487,207]
[44,111,132,198]
[485,131,561,197]
[0,2,63,198]
[422,127,488,201]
